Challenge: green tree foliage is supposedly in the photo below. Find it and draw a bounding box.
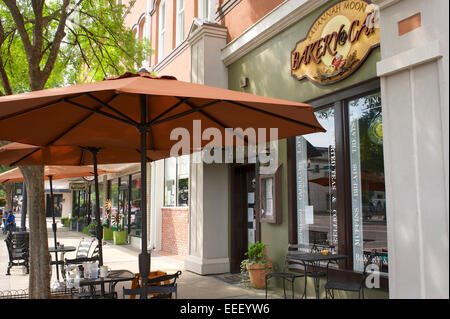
[0,0,151,95]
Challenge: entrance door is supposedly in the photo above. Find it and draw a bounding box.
[230,164,260,273]
[46,194,63,217]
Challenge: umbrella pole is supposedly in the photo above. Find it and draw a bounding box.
[87,148,104,267]
[128,175,132,235]
[48,175,60,281]
[139,94,150,296]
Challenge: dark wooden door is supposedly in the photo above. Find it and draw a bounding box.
[230,164,259,273]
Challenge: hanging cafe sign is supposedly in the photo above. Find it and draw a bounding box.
[291,0,380,85]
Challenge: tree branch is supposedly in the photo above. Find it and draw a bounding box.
[41,0,71,85]
[3,0,33,57]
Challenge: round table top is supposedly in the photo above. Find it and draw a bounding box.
[49,246,76,253]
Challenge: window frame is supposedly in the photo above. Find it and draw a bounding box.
[198,0,209,20]
[163,155,190,207]
[287,78,388,290]
[175,0,185,47]
[158,0,166,62]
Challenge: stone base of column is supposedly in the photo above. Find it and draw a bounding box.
[184,255,230,275]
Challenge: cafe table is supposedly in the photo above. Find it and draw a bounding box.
[285,252,347,299]
[48,245,76,280]
[69,269,135,299]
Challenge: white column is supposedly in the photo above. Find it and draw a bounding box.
[184,160,230,274]
[184,22,230,274]
[374,0,449,298]
[150,160,164,251]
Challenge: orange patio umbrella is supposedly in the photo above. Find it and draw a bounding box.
[0,142,171,167]
[0,164,115,281]
[0,71,325,291]
[0,165,113,183]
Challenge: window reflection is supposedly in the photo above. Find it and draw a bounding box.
[296,106,338,250]
[130,174,142,237]
[348,92,388,273]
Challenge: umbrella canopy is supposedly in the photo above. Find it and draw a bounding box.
[0,72,325,150]
[0,165,114,183]
[0,142,171,167]
[0,71,325,293]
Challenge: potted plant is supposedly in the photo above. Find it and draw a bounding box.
[240,242,272,289]
[77,216,88,232]
[111,208,127,245]
[82,223,97,237]
[102,199,113,240]
[70,216,78,231]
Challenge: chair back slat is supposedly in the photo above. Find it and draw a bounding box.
[76,238,95,258]
[123,284,178,299]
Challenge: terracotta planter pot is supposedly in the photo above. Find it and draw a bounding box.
[246,262,272,289]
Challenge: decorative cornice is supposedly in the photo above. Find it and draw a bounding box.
[221,0,329,66]
[377,40,442,77]
[187,19,228,47]
[371,0,402,10]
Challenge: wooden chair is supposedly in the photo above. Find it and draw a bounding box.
[122,271,182,299]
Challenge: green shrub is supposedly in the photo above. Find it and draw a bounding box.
[82,223,96,236]
[60,217,70,227]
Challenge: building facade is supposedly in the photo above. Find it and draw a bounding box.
[120,0,448,298]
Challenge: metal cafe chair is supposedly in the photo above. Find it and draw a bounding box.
[265,243,321,299]
[4,232,29,275]
[324,250,377,299]
[61,238,99,278]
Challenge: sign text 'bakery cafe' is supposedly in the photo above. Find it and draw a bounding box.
[291,0,380,85]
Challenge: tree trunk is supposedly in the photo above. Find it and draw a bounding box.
[4,183,14,211]
[19,165,50,299]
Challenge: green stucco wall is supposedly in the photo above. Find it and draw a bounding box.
[227,0,387,298]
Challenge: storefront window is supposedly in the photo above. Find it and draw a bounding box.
[296,106,338,249]
[164,157,177,206]
[348,92,388,273]
[130,173,142,237]
[164,155,190,207]
[177,155,189,207]
[110,179,119,215]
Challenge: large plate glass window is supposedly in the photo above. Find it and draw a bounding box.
[164,155,190,207]
[164,157,177,206]
[130,173,142,237]
[177,155,189,206]
[296,106,338,251]
[348,92,388,273]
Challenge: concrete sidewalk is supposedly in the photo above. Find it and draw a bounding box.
[0,218,284,299]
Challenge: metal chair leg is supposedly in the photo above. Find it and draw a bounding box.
[265,276,268,299]
[291,279,295,299]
